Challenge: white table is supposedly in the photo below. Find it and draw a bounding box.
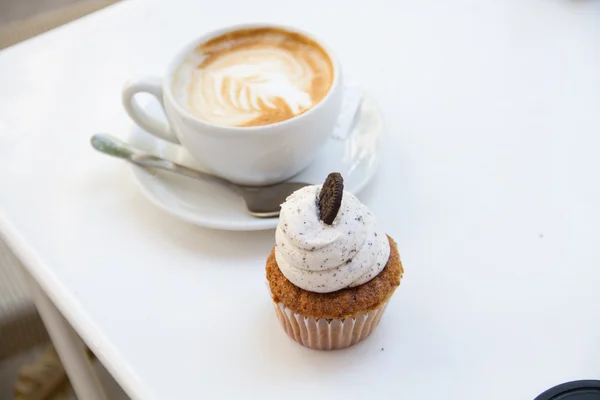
[1,0,600,399]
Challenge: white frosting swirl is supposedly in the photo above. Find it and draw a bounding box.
[275,185,390,293]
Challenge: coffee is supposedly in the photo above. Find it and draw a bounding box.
[172,27,334,128]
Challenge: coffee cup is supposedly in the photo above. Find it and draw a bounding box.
[122,24,343,186]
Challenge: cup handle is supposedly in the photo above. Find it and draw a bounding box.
[122,77,180,144]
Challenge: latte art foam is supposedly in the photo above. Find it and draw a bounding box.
[172,28,334,127]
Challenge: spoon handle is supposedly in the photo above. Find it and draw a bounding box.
[91,134,242,193]
[131,154,241,192]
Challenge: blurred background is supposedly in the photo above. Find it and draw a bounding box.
[0,0,118,50]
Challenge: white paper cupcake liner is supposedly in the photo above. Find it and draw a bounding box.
[273,301,389,350]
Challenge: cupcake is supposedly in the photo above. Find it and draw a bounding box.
[266,173,404,350]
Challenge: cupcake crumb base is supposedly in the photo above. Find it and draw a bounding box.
[266,235,403,319]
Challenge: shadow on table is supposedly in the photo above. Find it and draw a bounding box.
[124,183,274,263]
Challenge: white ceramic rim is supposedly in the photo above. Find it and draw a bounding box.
[163,22,342,136]
[130,157,378,231]
[128,92,383,231]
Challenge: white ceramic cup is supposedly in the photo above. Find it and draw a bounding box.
[122,24,343,186]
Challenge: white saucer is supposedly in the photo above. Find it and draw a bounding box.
[128,90,384,231]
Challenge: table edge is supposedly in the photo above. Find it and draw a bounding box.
[0,212,155,400]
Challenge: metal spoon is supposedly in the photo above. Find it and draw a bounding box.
[90,134,309,218]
